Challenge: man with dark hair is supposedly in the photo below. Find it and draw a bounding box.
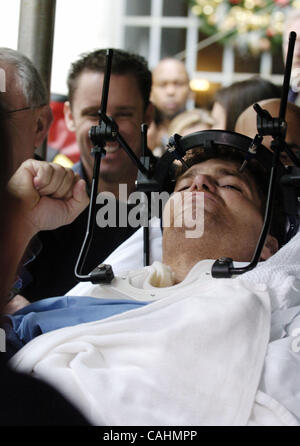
[67,49,152,110]
[64,49,153,197]
[20,49,154,302]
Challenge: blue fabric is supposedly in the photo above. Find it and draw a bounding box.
[288,87,298,104]
[3,296,149,358]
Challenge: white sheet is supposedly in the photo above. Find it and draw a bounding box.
[238,232,300,423]
[11,234,300,426]
[11,273,272,426]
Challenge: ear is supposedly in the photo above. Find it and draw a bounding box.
[260,234,279,260]
[144,101,154,127]
[64,101,76,132]
[34,105,53,148]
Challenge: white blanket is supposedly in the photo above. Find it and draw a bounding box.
[239,233,300,423]
[12,275,271,426]
[11,234,300,426]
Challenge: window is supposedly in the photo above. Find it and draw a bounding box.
[124,26,150,58]
[119,0,284,107]
[126,0,151,15]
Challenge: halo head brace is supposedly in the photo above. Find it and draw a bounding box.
[158,129,282,179]
[154,129,290,251]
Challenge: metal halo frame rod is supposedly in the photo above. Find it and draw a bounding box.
[141,124,150,266]
[74,49,114,283]
[212,31,296,278]
[93,108,150,177]
[74,49,154,283]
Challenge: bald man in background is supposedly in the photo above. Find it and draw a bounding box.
[235,98,300,165]
[148,58,191,154]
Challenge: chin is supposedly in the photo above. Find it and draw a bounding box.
[100,168,122,182]
[165,111,179,121]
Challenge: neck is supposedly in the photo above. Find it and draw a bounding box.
[163,253,202,284]
[161,116,172,128]
[162,232,208,283]
[162,225,242,283]
[161,117,172,129]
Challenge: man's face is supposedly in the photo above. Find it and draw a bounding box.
[151,60,190,120]
[65,70,152,188]
[163,158,265,262]
[0,63,39,170]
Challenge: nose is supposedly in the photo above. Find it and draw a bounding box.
[189,174,217,193]
[165,83,176,96]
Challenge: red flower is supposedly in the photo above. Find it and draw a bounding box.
[273,0,290,5]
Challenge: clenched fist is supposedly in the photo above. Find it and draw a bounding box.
[8,159,90,238]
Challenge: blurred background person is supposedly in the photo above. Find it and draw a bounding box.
[148,107,214,157]
[283,9,300,105]
[235,98,300,166]
[47,93,78,165]
[146,105,165,156]
[148,58,191,154]
[168,108,214,137]
[210,76,282,131]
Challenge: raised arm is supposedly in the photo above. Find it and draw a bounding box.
[4,159,89,314]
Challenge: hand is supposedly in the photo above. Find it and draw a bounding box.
[8,159,89,237]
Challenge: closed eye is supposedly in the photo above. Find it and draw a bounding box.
[176,185,190,192]
[220,184,242,192]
